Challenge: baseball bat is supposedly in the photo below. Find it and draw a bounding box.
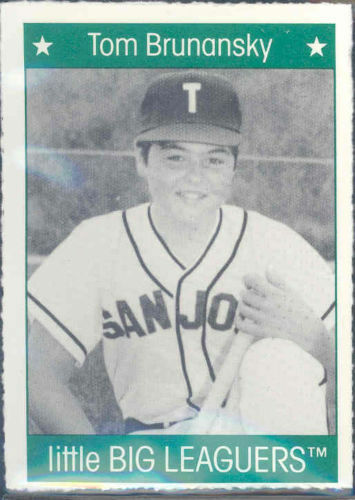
[188,331,254,433]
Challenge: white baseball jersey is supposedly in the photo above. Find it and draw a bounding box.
[28,203,335,426]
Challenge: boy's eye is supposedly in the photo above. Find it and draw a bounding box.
[207,157,225,166]
[167,154,184,161]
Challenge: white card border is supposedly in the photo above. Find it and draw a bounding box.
[1,1,353,492]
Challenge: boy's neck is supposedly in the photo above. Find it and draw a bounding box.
[150,204,220,267]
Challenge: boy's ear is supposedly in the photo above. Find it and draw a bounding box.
[135,148,147,179]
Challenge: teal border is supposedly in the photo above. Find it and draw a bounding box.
[24,22,338,484]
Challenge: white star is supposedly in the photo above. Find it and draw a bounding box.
[33,36,53,56]
[307,37,327,57]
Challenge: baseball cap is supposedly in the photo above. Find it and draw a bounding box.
[135,72,242,147]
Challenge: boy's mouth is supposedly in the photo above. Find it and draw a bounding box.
[176,190,207,201]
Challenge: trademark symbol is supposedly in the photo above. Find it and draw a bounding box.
[307,446,327,458]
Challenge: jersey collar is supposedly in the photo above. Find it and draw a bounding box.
[123,203,247,297]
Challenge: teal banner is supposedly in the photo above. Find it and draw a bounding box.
[28,435,337,483]
[24,24,335,68]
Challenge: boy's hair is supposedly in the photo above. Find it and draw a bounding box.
[137,141,239,169]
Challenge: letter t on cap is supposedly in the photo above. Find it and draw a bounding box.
[182,82,201,113]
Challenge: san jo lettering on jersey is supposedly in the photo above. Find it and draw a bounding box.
[103,290,238,338]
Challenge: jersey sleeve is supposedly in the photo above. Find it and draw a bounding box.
[273,228,335,329]
[265,219,335,331]
[28,220,103,365]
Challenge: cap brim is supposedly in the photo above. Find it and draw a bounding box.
[135,123,241,147]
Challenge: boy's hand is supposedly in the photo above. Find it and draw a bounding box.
[236,266,327,355]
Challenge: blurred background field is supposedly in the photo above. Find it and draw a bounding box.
[27,69,335,434]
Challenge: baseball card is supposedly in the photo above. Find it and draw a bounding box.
[1,2,353,495]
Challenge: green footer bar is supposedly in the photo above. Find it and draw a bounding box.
[28,435,337,483]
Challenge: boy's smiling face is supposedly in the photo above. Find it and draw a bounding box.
[137,141,236,225]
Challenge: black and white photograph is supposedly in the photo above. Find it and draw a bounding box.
[26,69,336,436]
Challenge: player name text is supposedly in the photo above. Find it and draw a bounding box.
[87,32,273,63]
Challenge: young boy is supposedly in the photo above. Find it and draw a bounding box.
[28,72,335,434]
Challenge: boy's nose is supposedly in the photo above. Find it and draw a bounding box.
[186,158,204,181]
